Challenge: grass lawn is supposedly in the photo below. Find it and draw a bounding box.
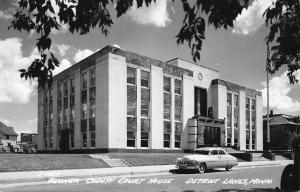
[110,153,185,166]
[0,153,109,172]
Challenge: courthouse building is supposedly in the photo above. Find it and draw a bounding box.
[37,45,263,151]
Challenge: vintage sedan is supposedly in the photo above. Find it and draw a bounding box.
[176,147,238,173]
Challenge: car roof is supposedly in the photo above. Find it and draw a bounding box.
[194,147,226,151]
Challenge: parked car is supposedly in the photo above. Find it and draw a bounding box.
[176,147,238,173]
[24,145,37,153]
[13,145,23,153]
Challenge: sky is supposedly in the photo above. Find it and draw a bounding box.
[0,0,299,136]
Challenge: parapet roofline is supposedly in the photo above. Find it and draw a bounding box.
[212,79,262,96]
[53,45,194,81]
[166,58,219,73]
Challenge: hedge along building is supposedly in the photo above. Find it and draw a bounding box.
[37,45,263,152]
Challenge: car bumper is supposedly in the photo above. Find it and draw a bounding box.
[176,164,199,170]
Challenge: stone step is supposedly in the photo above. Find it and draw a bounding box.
[89,154,132,167]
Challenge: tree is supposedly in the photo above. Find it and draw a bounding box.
[8,0,300,87]
[264,0,300,84]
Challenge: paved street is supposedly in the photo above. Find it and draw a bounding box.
[1,165,285,192]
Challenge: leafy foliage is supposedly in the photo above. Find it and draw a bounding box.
[9,0,299,87]
[264,0,300,84]
[9,0,250,88]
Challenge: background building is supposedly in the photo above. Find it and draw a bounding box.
[0,121,18,147]
[21,133,38,146]
[37,45,263,152]
[263,111,300,150]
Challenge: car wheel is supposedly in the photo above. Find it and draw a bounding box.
[198,163,206,174]
[226,166,233,171]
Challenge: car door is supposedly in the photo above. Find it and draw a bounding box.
[207,149,220,168]
[217,149,228,167]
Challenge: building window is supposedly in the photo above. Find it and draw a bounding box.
[70,122,75,148]
[163,76,171,92]
[140,70,150,148]
[234,94,239,107]
[234,116,238,128]
[127,67,137,147]
[227,92,232,106]
[233,94,239,148]
[64,82,68,96]
[127,117,136,147]
[164,121,171,148]
[252,130,256,149]
[174,79,181,94]
[81,90,87,119]
[58,84,63,99]
[174,79,182,148]
[90,86,96,118]
[127,67,136,85]
[251,99,256,110]
[251,98,256,149]
[246,97,250,149]
[57,101,62,124]
[246,97,250,109]
[90,68,96,87]
[90,118,95,147]
[49,88,53,103]
[70,79,75,94]
[226,92,232,146]
[141,118,150,147]
[141,70,149,87]
[175,122,182,148]
[81,119,87,147]
[82,72,88,90]
[81,73,88,148]
[163,76,171,148]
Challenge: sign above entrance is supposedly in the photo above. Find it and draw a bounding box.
[198,73,203,80]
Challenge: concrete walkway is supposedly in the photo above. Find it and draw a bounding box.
[0,160,293,187]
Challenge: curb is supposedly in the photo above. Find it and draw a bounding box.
[0,169,171,189]
[0,161,292,189]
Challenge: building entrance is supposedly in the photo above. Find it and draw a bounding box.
[203,126,221,146]
[194,87,207,117]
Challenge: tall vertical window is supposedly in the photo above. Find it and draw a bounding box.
[246,97,250,149]
[44,90,49,148]
[57,84,63,147]
[226,92,232,146]
[163,76,171,148]
[233,94,239,148]
[174,79,182,148]
[251,98,256,149]
[63,82,68,124]
[69,79,75,148]
[141,71,150,147]
[89,68,96,147]
[81,73,88,147]
[127,67,137,147]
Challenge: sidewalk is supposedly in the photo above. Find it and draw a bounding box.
[0,160,293,187]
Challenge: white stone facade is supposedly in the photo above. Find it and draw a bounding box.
[37,45,263,151]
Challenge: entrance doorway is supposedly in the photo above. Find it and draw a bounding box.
[194,87,207,116]
[203,126,220,146]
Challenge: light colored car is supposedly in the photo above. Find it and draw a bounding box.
[176,147,238,173]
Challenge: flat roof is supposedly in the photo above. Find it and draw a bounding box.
[167,57,219,73]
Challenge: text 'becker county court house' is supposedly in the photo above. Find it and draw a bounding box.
[37,45,263,152]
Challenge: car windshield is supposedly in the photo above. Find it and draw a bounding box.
[194,150,210,155]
